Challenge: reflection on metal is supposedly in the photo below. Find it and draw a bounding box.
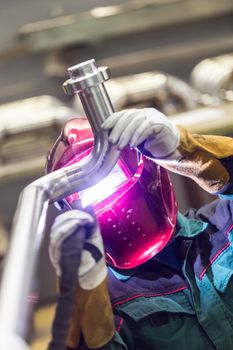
[74,71,197,118]
[0,96,74,183]
[191,53,233,103]
[0,59,120,349]
[18,0,233,52]
[104,71,197,114]
[169,102,233,135]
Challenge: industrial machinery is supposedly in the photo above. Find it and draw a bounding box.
[191,53,233,104]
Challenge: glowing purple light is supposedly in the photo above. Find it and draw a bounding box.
[79,163,128,207]
[47,117,177,269]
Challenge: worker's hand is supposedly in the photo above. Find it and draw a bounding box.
[49,209,114,349]
[49,209,107,290]
[102,108,180,160]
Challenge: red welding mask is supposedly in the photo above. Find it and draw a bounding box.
[46,117,177,269]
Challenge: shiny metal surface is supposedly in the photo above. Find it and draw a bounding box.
[0,95,74,183]
[0,59,120,347]
[169,101,233,135]
[104,71,197,113]
[191,53,233,102]
[64,59,113,134]
[0,186,48,348]
[64,59,111,95]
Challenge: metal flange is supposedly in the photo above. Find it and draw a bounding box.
[63,59,111,95]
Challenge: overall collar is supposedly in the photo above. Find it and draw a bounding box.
[175,212,208,238]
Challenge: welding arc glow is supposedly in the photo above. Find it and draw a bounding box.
[79,163,127,207]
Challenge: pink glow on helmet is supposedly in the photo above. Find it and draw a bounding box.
[46,117,177,269]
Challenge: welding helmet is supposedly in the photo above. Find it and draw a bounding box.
[46,117,177,269]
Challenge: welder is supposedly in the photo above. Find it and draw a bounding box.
[47,107,233,350]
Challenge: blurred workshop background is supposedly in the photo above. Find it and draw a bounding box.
[0,0,233,348]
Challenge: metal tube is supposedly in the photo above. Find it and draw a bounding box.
[0,186,48,343]
[0,59,120,348]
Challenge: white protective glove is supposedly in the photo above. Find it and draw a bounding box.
[49,209,107,290]
[102,108,181,161]
[0,333,29,350]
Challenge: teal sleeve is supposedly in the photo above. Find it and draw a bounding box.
[100,317,136,349]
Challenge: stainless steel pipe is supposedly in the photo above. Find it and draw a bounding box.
[0,59,120,349]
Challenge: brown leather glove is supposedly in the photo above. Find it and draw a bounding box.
[158,125,233,194]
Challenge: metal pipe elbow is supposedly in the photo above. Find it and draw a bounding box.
[35,129,120,203]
